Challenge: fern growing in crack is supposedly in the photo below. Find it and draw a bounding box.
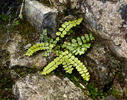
[62,34,95,55]
[25,18,94,81]
[42,51,90,81]
[40,29,54,43]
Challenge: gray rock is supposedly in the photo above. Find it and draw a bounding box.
[13,74,86,100]
[44,0,79,12]
[104,95,117,100]
[24,0,57,35]
[86,43,120,88]
[7,33,47,68]
[57,0,79,9]
[80,0,127,60]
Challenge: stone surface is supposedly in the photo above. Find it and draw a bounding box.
[110,79,127,99]
[86,43,120,89]
[40,0,79,12]
[24,0,57,35]
[13,74,86,100]
[80,0,127,59]
[7,33,47,68]
[104,95,117,100]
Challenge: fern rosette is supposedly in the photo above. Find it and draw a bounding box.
[26,18,94,81]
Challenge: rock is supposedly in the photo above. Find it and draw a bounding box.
[7,33,47,68]
[42,0,79,13]
[110,79,127,99]
[80,0,127,60]
[24,0,57,35]
[104,95,117,100]
[24,43,31,50]
[86,43,120,89]
[13,74,86,100]
[56,0,79,9]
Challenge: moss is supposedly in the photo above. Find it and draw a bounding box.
[0,17,39,47]
[12,19,39,44]
[0,14,10,24]
[0,65,15,100]
[108,89,122,99]
[87,82,106,100]
[12,66,38,78]
[125,89,127,95]
[0,25,8,46]
[0,16,40,100]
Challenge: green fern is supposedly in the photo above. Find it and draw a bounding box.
[25,43,54,56]
[62,34,95,55]
[26,18,94,81]
[42,56,63,75]
[40,29,54,43]
[26,18,83,56]
[54,18,83,44]
[42,51,90,81]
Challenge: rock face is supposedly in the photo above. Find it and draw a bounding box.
[13,74,86,100]
[104,95,117,100]
[86,43,120,89]
[7,33,47,68]
[24,0,57,35]
[81,0,127,59]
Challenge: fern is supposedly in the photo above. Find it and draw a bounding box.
[26,18,94,81]
[62,34,95,55]
[54,18,83,44]
[26,18,83,56]
[25,43,54,56]
[42,51,90,81]
[40,29,54,43]
[42,56,63,75]
[62,51,90,81]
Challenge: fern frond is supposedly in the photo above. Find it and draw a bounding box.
[62,34,94,55]
[25,43,54,56]
[42,56,63,75]
[42,50,90,81]
[40,29,54,43]
[62,51,90,81]
[54,18,83,43]
[62,56,74,74]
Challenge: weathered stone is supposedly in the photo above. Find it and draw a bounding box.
[110,79,127,99]
[7,33,47,68]
[13,74,86,100]
[41,0,79,13]
[24,0,57,35]
[80,0,127,60]
[86,43,120,89]
[56,0,79,9]
[104,95,118,100]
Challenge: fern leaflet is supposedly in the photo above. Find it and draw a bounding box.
[54,18,83,44]
[25,43,54,56]
[62,34,94,55]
